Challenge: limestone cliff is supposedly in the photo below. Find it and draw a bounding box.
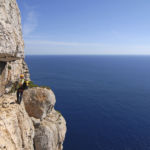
[0,94,34,150]
[23,88,66,150]
[0,0,67,150]
[0,88,66,150]
[0,0,29,95]
[0,0,24,60]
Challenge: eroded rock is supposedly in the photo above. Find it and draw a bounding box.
[23,87,56,120]
[0,0,67,149]
[0,0,30,95]
[0,59,30,95]
[23,87,67,150]
[0,0,24,60]
[0,94,35,150]
[34,110,67,150]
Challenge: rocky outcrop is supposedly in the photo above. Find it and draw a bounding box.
[0,0,30,95]
[23,87,67,150]
[23,87,56,120]
[0,0,24,60]
[34,110,66,150]
[0,88,67,150]
[0,94,34,150]
[0,0,67,150]
[0,59,30,95]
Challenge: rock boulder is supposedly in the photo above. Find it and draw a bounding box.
[23,87,67,150]
[23,87,56,120]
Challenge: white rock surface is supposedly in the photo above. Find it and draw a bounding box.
[0,0,67,150]
[34,109,67,150]
[0,94,34,150]
[23,87,67,150]
[0,59,30,95]
[0,0,30,95]
[0,0,24,60]
[23,87,56,120]
[0,89,67,150]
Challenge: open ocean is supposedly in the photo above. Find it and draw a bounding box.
[25,55,150,150]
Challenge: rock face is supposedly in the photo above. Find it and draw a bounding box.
[0,0,24,60]
[23,87,56,120]
[23,87,67,150]
[34,110,66,150]
[0,94,34,150]
[0,0,30,95]
[0,88,67,150]
[0,0,67,150]
[0,59,30,95]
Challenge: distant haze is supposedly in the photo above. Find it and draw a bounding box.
[17,0,150,55]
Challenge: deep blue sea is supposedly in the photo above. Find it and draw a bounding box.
[25,55,150,150]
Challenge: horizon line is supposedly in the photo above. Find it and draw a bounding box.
[25,54,150,56]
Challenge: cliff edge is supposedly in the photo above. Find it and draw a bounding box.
[0,0,29,96]
[0,0,67,150]
[0,88,66,150]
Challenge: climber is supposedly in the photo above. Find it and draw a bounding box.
[16,74,29,104]
[23,80,29,90]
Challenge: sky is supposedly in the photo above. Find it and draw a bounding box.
[17,0,150,55]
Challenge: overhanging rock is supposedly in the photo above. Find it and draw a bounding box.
[0,0,24,60]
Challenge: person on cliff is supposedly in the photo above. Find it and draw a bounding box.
[16,74,29,104]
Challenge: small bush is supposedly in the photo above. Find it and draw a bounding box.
[28,81,50,89]
[28,81,38,88]
[40,86,51,90]
[9,81,51,93]
[8,65,11,70]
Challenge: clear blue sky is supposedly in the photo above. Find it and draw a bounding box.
[17,0,150,55]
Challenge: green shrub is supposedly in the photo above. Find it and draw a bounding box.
[28,81,50,89]
[40,86,51,90]
[9,81,51,93]
[28,81,38,88]
[8,65,11,70]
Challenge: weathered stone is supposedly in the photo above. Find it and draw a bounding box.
[34,109,67,150]
[31,117,41,128]
[2,100,9,108]
[0,94,35,150]
[0,0,24,60]
[0,0,30,95]
[0,59,30,95]
[23,87,67,150]
[23,87,56,120]
[0,0,67,150]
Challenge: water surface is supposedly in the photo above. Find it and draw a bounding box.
[26,55,150,150]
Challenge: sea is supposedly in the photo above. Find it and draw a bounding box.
[25,55,150,150]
